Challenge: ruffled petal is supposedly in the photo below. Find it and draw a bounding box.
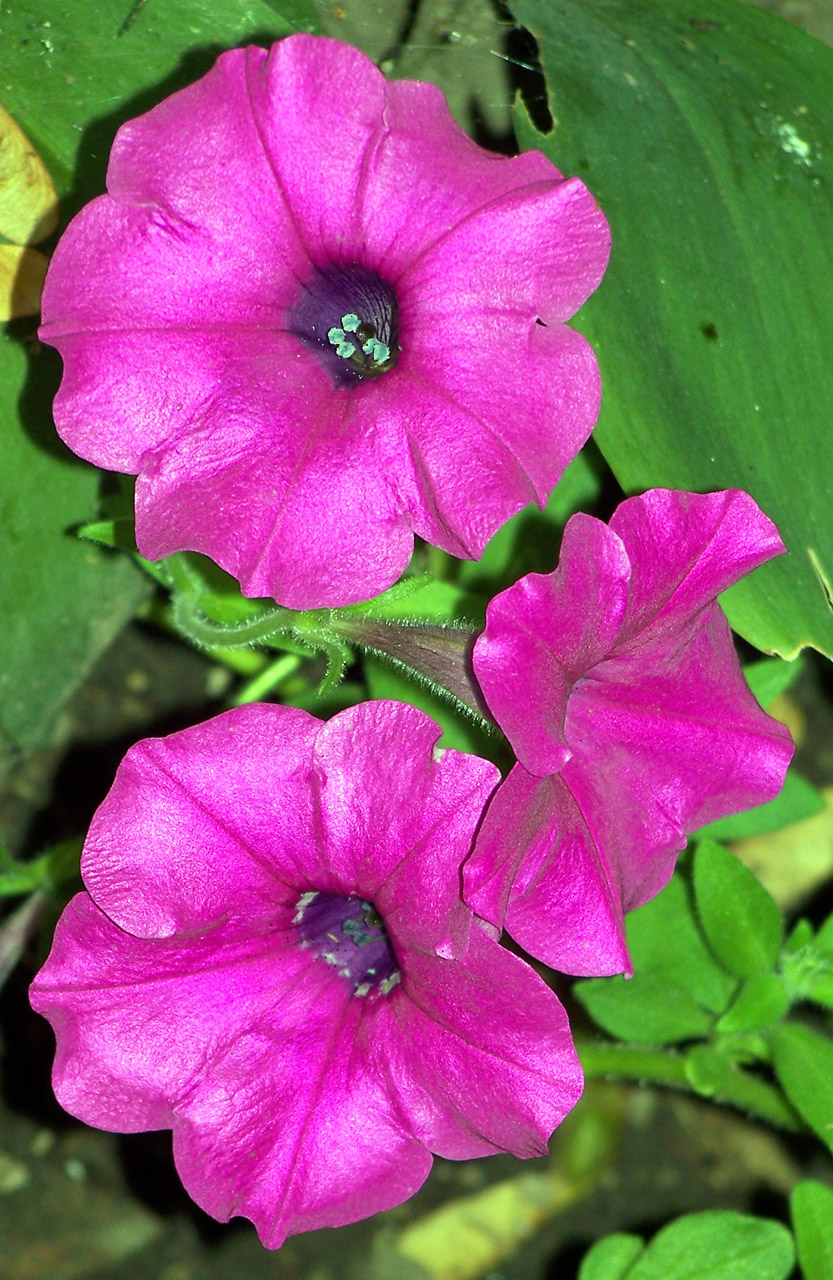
[404,176,610,323]
[568,605,794,910]
[610,488,785,643]
[309,702,499,956]
[134,351,413,608]
[473,515,631,776]
[249,36,569,277]
[49,326,285,472]
[80,705,321,938]
[369,322,596,562]
[29,893,307,1130]
[172,991,431,1248]
[464,767,630,976]
[378,926,582,1158]
[41,45,310,466]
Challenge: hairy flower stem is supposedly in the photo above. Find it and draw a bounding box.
[577,1039,803,1133]
[172,594,299,651]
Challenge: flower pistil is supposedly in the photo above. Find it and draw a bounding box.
[294,890,400,996]
[292,263,398,383]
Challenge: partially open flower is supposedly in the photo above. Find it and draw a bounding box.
[40,35,610,608]
[464,489,794,976]
[30,701,582,1247]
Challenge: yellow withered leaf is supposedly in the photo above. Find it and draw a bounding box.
[0,101,58,245]
[0,243,48,320]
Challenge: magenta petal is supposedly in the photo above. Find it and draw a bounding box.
[380,930,582,1159]
[252,37,565,276]
[41,47,309,469]
[610,488,785,641]
[474,515,631,776]
[41,35,610,608]
[396,318,602,549]
[50,327,287,473]
[469,489,792,973]
[29,893,302,1131]
[134,357,413,608]
[80,705,321,938]
[310,702,499,950]
[568,609,794,910]
[406,176,610,323]
[172,988,431,1248]
[464,767,630,976]
[33,701,580,1244]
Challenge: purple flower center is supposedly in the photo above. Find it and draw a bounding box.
[289,264,398,385]
[293,891,401,995]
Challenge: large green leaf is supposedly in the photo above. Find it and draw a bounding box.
[512,0,833,658]
[0,0,317,749]
[0,340,150,749]
[0,0,317,201]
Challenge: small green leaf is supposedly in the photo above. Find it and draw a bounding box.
[697,771,822,842]
[575,972,713,1045]
[624,1210,793,1280]
[578,1233,645,1280]
[685,1043,736,1099]
[791,1180,833,1280]
[815,913,833,955]
[717,974,790,1033]
[781,933,833,1012]
[626,873,736,1014]
[784,919,814,954]
[693,841,782,978]
[771,1023,833,1152]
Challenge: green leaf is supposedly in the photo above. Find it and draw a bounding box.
[575,971,713,1045]
[771,1023,833,1152]
[791,1180,833,1280]
[743,657,804,709]
[693,840,782,978]
[717,974,789,1033]
[2,0,316,201]
[0,340,151,749]
[815,912,833,954]
[578,1234,645,1280]
[512,0,833,658]
[683,1042,801,1131]
[626,873,736,1014]
[780,929,833,1011]
[625,1210,794,1280]
[697,771,823,842]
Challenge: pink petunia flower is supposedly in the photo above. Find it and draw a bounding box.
[464,489,794,977]
[30,701,582,1247]
[39,35,610,609]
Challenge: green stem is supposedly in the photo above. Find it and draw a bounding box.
[577,1039,803,1133]
[172,594,298,651]
[232,655,302,706]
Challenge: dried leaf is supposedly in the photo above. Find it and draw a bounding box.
[0,101,58,244]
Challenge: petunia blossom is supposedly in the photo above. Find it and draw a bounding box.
[464,489,794,977]
[39,35,610,609]
[30,701,582,1248]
